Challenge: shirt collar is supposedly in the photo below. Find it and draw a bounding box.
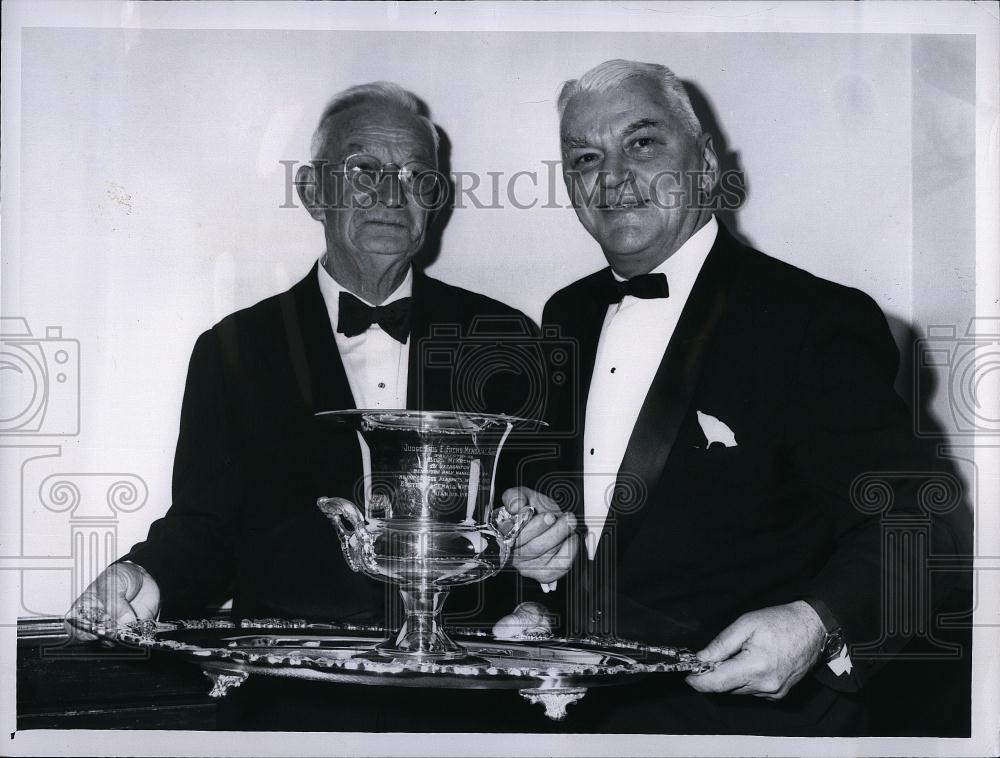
[611,215,719,283]
[316,255,414,332]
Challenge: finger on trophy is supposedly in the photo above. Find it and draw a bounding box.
[515,529,579,584]
[493,497,535,539]
[532,491,562,515]
[501,486,532,514]
[549,532,580,572]
[526,535,572,570]
[518,510,577,552]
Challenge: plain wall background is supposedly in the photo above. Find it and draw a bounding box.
[2,29,976,614]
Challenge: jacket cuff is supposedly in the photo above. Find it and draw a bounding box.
[801,596,840,633]
[801,596,861,692]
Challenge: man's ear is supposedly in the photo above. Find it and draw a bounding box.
[700,134,720,192]
[296,163,326,222]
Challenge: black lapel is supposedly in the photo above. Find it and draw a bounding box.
[407,270,443,411]
[546,269,615,520]
[610,228,736,532]
[573,270,617,440]
[278,262,357,414]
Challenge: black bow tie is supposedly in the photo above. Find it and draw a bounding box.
[602,272,670,304]
[337,292,412,343]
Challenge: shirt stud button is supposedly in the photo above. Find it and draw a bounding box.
[378,382,386,389]
[610,367,616,373]
[590,448,595,455]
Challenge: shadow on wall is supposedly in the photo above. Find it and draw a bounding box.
[684,80,751,249]
[411,93,452,273]
[873,292,974,558]
[862,319,975,737]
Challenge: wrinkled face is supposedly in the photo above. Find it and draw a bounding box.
[309,103,437,265]
[560,77,718,277]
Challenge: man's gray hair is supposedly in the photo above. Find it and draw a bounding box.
[557,59,702,139]
[310,81,440,160]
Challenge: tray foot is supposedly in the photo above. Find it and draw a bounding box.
[203,669,249,698]
[519,687,587,721]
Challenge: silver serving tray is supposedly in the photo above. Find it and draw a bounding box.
[72,616,711,720]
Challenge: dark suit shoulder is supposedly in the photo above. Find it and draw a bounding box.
[417,273,537,334]
[728,243,888,333]
[187,270,319,377]
[211,280,299,335]
[419,273,524,316]
[207,292,287,352]
[541,267,610,324]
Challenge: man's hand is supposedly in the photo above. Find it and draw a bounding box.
[492,601,554,641]
[64,561,161,642]
[502,486,579,585]
[685,600,826,700]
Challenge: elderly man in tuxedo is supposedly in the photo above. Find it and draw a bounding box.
[64,82,567,731]
[502,59,958,735]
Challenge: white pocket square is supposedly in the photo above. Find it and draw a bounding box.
[696,410,737,448]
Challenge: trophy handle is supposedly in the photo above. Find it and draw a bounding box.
[316,496,366,573]
[490,503,536,547]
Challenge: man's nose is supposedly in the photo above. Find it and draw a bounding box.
[598,153,629,189]
[375,171,406,208]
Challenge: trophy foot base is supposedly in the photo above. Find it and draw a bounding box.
[371,632,469,662]
[371,586,476,662]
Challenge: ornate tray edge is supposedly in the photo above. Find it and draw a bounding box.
[70,614,712,680]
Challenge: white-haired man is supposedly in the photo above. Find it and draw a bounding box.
[64,82,568,731]
[503,59,958,734]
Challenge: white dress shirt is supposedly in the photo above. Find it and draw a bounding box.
[316,258,411,410]
[582,216,718,560]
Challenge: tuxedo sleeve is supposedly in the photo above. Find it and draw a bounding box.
[786,287,959,686]
[502,298,578,630]
[121,328,241,616]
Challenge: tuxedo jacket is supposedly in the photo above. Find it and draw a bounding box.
[526,224,959,733]
[125,264,534,625]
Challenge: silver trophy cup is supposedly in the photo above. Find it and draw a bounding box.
[316,410,537,661]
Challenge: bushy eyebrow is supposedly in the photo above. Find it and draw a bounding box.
[339,141,433,164]
[560,134,591,149]
[621,118,663,137]
[561,118,665,149]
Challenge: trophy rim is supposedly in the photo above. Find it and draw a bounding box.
[314,409,547,431]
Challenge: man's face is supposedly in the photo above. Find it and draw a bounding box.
[560,77,717,277]
[311,103,436,266]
